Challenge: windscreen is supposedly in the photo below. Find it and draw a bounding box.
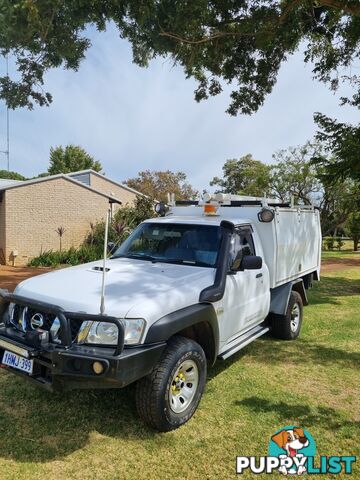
[113,222,222,268]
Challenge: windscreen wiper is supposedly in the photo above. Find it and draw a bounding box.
[162,258,212,268]
[114,253,158,262]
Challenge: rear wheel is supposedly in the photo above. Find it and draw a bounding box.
[136,336,207,432]
[271,291,303,340]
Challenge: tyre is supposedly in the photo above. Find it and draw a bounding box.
[136,335,207,432]
[271,291,303,340]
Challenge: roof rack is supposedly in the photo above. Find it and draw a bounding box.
[221,200,262,207]
[175,200,199,206]
[220,201,291,208]
[170,193,312,210]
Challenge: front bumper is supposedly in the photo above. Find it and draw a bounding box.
[0,290,166,391]
[0,330,165,390]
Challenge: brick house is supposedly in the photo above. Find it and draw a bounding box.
[0,170,141,266]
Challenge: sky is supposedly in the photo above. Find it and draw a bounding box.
[0,22,358,191]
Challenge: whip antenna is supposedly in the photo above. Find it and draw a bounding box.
[100,208,110,315]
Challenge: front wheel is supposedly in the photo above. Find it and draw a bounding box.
[136,336,207,432]
[271,291,303,340]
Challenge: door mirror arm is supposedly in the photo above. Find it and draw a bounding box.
[107,242,116,254]
[229,251,242,272]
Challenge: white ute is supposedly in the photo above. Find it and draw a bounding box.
[0,194,321,431]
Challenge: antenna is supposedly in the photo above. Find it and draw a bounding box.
[0,55,10,170]
[100,208,110,315]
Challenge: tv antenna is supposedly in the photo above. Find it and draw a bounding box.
[0,55,10,171]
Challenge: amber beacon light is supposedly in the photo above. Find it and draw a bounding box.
[203,204,218,215]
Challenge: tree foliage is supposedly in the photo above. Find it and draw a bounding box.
[312,113,360,182]
[319,177,359,236]
[345,212,360,251]
[211,143,359,237]
[0,169,26,180]
[85,195,156,252]
[271,143,322,205]
[210,154,271,196]
[124,170,198,203]
[270,143,359,235]
[0,1,359,115]
[48,145,102,175]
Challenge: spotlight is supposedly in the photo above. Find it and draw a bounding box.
[258,207,275,222]
[155,202,168,217]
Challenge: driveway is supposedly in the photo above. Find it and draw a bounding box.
[0,266,52,292]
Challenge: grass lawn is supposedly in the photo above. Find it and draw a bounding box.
[0,251,359,479]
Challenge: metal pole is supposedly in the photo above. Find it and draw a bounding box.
[0,55,10,170]
[6,55,9,171]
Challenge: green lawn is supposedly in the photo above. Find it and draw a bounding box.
[322,239,357,259]
[0,252,359,480]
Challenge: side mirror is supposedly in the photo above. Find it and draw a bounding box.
[107,242,116,254]
[240,255,262,270]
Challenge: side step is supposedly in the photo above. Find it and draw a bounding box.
[218,324,270,360]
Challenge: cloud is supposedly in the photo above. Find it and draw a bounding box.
[0,23,358,190]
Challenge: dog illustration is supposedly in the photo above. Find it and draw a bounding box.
[271,428,309,475]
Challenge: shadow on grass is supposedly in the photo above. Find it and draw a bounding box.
[308,276,360,305]
[208,336,360,382]
[0,378,162,463]
[235,397,360,432]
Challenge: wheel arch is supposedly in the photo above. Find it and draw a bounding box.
[269,279,308,317]
[144,303,219,366]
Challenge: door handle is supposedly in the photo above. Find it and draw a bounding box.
[256,273,263,278]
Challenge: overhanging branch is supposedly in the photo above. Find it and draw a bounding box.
[159,0,359,46]
[317,0,360,16]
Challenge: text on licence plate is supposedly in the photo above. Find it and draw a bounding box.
[2,350,34,374]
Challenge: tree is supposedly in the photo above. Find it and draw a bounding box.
[0,1,359,115]
[346,212,360,251]
[270,142,359,235]
[312,113,360,182]
[55,226,65,252]
[48,145,102,175]
[319,178,359,236]
[271,143,322,205]
[210,155,271,196]
[124,170,198,203]
[0,169,26,180]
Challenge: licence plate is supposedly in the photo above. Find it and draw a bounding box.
[2,350,34,374]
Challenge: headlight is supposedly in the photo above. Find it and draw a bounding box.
[77,319,145,346]
[122,318,146,345]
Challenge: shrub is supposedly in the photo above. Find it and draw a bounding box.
[84,195,155,252]
[323,237,335,250]
[334,237,345,251]
[28,245,102,267]
[28,251,64,267]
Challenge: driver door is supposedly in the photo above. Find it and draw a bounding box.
[218,226,268,347]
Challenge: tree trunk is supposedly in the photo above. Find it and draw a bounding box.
[354,237,359,252]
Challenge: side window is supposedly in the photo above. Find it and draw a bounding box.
[239,230,255,257]
[229,232,242,264]
[229,228,255,265]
